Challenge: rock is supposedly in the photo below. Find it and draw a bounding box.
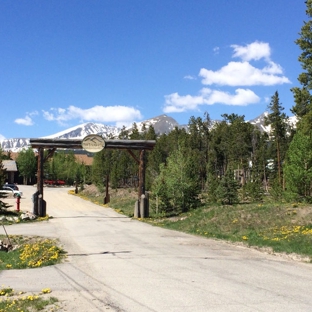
[21,211,37,220]
[0,239,12,252]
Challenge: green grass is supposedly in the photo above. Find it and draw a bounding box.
[145,202,312,260]
[108,192,137,217]
[74,187,138,217]
[0,235,66,270]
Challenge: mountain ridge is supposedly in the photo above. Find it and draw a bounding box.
[0,113,297,152]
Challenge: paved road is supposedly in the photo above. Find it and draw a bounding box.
[1,185,312,312]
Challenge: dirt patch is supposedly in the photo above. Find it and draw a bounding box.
[295,206,312,219]
[81,184,138,200]
[81,184,101,196]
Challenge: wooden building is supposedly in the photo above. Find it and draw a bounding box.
[2,160,18,183]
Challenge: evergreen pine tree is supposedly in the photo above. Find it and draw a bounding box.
[291,0,312,132]
[265,91,289,187]
[284,130,312,202]
[216,168,239,205]
[151,145,201,214]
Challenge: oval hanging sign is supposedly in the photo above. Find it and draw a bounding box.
[82,134,105,153]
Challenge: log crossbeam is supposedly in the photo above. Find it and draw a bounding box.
[29,139,156,150]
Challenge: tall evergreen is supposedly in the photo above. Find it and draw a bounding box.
[225,114,254,185]
[291,0,312,131]
[250,129,270,193]
[216,167,239,205]
[187,115,210,189]
[151,145,201,214]
[208,120,229,178]
[92,149,112,187]
[284,130,312,201]
[265,91,289,187]
[208,114,254,184]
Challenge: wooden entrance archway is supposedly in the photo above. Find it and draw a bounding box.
[29,138,156,218]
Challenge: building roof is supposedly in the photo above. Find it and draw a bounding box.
[2,160,18,172]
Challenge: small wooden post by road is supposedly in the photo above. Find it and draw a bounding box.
[104,175,110,204]
[138,150,145,199]
[138,150,148,218]
[37,147,46,217]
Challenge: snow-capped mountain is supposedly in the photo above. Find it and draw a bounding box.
[248,112,271,132]
[248,112,298,133]
[0,138,30,153]
[0,113,298,152]
[0,123,121,152]
[127,114,185,134]
[42,122,120,140]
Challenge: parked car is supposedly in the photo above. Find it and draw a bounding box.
[44,179,66,186]
[3,183,19,190]
[0,186,23,198]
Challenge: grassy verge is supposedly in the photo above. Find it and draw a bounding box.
[0,235,66,270]
[107,189,137,216]
[76,186,312,262]
[144,203,312,261]
[0,286,59,312]
[71,187,137,216]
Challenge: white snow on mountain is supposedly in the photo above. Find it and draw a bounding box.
[42,122,120,140]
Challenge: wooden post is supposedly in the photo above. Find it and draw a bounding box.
[140,194,146,218]
[37,147,45,217]
[134,200,140,218]
[137,150,149,218]
[138,150,145,199]
[37,148,44,196]
[104,175,110,204]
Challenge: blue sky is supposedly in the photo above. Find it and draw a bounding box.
[0,0,307,139]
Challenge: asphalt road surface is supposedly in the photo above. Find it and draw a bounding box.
[1,185,312,312]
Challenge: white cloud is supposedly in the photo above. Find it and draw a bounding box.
[231,41,271,61]
[164,92,204,113]
[262,61,283,74]
[184,75,196,80]
[29,110,39,117]
[42,105,143,126]
[199,61,290,86]
[42,111,55,121]
[213,46,220,55]
[201,88,260,105]
[14,115,34,126]
[198,41,290,87]
[164,88,260,113]
[0,134,5,140]
[14,111,38,126]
